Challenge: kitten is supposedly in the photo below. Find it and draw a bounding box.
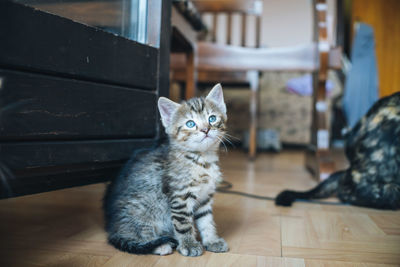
[103,84,229,256]
[276,92,400,210]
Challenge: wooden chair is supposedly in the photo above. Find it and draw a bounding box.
[171,0,340,177]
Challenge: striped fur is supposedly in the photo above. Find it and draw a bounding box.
[104,84,229,256]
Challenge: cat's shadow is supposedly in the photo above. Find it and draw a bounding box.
[212,205,243,239]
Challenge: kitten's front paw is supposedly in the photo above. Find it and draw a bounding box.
[204,238,229,253]
[177,239,203,257]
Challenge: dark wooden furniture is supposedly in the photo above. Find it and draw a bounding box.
[0,0,172,198]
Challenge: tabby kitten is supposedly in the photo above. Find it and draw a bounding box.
[103,84,229,256]
[276,92,400,210]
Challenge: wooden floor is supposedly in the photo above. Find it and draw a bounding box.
[1,150,399,267]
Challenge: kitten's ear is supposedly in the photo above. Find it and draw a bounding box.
[158,97,181,128]
[206,83,226,114]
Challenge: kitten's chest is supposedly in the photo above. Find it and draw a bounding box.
[189,158,221,198]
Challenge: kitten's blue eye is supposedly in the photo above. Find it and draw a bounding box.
[208,115,217,123]
[186,120,196,128]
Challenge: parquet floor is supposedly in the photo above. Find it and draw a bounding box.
[0,150,399,267]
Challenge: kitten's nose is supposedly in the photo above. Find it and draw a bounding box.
[201,127,210,134]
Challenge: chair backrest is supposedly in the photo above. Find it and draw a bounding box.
[193,0,263,47]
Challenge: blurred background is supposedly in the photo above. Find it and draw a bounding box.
[1,0,399,194]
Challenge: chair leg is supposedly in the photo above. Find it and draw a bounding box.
[248,85,258,160]
[185,50,196,99]
[305,0,335,180]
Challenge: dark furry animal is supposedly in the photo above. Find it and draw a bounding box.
[276,92,400,210]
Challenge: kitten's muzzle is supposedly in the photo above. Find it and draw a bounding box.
[201,127,210,135]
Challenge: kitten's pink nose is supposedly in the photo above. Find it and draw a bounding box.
[201,127,210,134]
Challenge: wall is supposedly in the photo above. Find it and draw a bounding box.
[352,0,400,97]
[261,0,313,47]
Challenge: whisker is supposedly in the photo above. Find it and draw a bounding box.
[222,136,235,147]
[224,133,240,141]
[215,136,228,153]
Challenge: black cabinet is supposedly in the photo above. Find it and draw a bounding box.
[0,0,171,198]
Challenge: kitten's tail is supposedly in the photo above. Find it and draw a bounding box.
[275,170,345,206]
[108,236,178,254]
